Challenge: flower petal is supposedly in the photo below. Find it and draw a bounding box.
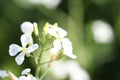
[27,75,36,80]
[15,52,25,65]
[27,44,39,53]
[9,44,22,56]
[0,70,8,78]
[50,39,62,54]
[62,38,76,59]
[58,27,67,38]
[20,22,34,34]
[48,26,58,38]
[18,75,36,80]
[21,68,31,75]
[20,34,31,47]
[18,76,27,80]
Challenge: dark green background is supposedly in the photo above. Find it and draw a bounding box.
[0,0,120,80]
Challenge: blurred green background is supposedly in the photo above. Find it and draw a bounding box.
[0,0,120,80]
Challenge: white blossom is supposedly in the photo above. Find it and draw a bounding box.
[21,68,31,75]
[18,75,36,80]
[18,68,36,80]
[9,34,39,65]
[0,68,36,80]
[47,24,76,59]
[50,61,90,80]
[0,70,8,78]
[92,20,114,43]
[28,0,61,9]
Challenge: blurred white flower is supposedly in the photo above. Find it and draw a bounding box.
[18,75,36,80]
[19,68,36,80]
[0,68,36,80]
[50,61,90,80]
[29,0,61,9]
[21,68,31,75]
[47,24,76,59]
[92,20,114,43]
[0,70,8,78]
[66,61,90,80]
[21,22,34,35]
[13,0,61,9]
[9,34,39,65]
[0,70,18,80]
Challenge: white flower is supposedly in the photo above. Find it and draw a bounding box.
[0,68,36,80]
[18,75,36,80]
[0,70,8,78]
[28,0,61,9]
[92,20,114,43]
[0,70,18,80]
[50,61,90,80]
[9,34,39,65]
[47,24,76,59]
[21,68,31,75]
[21,22,34,34]
[18,68,36,80]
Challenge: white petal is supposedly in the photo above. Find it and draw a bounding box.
[48,26,58,38]
[21,68,31,75]
[15,52,25,65]
[27,75,36,80]
[27,44,39,53]
[58,27,67,38]
[9,44,22,56]
[50,39,62,54]
[0,70,8,78]
[62,38,76,59]
[20,22,33,34]
[20,34,31,47]
[53,39,62,50]
[65,54,77,59]
[18,76,27,80]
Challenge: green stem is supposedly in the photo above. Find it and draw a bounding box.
[35,45,44,78]
[40,60,53,65]
[39,66,50,80]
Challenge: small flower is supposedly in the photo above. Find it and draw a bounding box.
[47,24,76,59]
[20,22,34,35]
[0,68,36,80]
[9,34,39,65]
[21,68,31,75]
[0,70,8,78]
[18,68,36,80]
[18,75,36,80]
[0,70,18,80]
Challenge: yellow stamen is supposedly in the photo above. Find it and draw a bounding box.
[22,47,27,53]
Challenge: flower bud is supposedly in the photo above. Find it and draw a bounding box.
[43,22,49,34]
[33,22,39,36]
[20,22,34,35]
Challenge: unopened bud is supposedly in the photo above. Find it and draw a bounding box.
[43,22,49,34]
[33,22,39,36]
[53,23,58,26]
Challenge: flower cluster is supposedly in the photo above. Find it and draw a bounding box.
[9,22,39,65]
[44,23,76,59]
[0,21,76,80]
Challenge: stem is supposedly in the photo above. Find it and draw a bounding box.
[35,36,46,78]
[35,45,44,78]
[39,66,50,80]
[40,60,54,65]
